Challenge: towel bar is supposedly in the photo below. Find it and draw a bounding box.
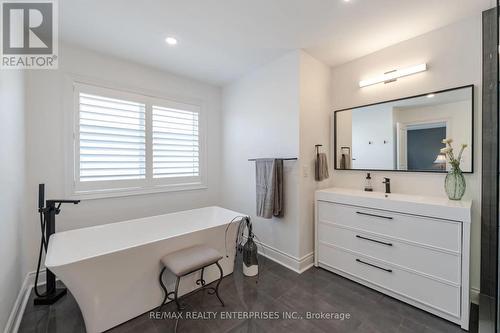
[248,158,297,161]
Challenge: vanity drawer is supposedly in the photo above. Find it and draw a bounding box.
[318,222,461,283]
[318,243,460,317]
[318,201,461,252]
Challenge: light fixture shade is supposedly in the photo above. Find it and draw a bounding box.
[434,154,447,164]
[359,63,427,88]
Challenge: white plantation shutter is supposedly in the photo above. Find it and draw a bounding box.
[72,83,205,198]
[78,93,146,182]
[152,105,199,179]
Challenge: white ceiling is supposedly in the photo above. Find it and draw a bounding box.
[60,0,492,85]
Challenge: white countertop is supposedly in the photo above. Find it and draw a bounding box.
[315,187,472,222]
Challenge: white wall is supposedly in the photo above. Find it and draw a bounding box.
[221,50,331,271]
[351,105,395,169]
[298,51,332,260]
[0,70,26,331]
[23,44,223,276]
[221,51,301,267]
[330,15,482,295]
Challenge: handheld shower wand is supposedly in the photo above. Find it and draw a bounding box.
[34,184,80,305]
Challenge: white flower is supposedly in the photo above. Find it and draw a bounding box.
[461,144,468,148]
[440,147,451,154]
[441,138,453,144]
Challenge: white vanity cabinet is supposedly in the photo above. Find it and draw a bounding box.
[314,188,472,330]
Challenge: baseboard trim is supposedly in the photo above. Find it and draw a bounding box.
[297,253,314,273]
[251,238,313,274]
[3,270,46,333]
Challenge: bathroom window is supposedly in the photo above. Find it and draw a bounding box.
[152,105,199,179]
[70,83,206,198]
[78,93,147,182]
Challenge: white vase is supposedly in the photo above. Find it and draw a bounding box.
[243,262,258,276]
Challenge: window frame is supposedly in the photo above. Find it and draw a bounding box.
[69,82,207,199]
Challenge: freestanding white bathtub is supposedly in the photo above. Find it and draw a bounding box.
[45,206,245,333]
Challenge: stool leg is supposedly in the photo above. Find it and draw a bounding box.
[196,267,206,288]
[159,267,168,311]
[174,276,183,311]
[214,261,225,307]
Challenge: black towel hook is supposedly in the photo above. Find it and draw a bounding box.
[315,144,323,158]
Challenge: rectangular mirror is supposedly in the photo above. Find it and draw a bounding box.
[334,85,474,173]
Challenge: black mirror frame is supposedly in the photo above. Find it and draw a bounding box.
[333,84,475,174]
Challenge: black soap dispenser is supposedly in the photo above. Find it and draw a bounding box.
[364,173,373,192]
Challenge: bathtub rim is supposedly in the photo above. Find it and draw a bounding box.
[46,206,247,268]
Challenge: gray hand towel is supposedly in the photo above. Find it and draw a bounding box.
[255,159,284,219]
[315,153,329,181]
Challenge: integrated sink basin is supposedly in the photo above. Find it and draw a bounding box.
[315,187,471,222]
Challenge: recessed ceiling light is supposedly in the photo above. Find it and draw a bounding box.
[165,37,178,46]
[427,94,435,98]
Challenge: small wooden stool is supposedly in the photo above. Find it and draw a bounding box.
[159,245,225,311]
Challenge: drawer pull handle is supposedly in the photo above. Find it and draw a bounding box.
[356,235,393,246]
[356,211,393,220]
[356,259,393,273]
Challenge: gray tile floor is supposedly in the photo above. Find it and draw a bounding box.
[20,257,477,333]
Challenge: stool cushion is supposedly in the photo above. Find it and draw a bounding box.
[161,245,223,276]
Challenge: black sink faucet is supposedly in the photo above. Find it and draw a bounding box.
[383,178,391,194]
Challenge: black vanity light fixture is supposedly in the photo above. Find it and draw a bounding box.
[359,63,427,88]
